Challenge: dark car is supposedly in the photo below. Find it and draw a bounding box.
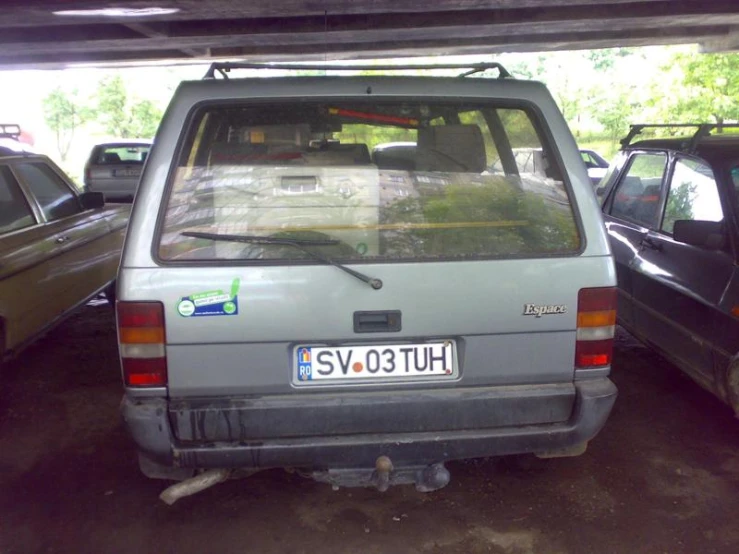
[596,123,739,414]
[580,149,610,186]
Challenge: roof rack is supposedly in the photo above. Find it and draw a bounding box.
[0,123,21,140]
[203,62,511,80]
[621,123,739,152]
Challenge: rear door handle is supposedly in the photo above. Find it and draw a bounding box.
[640,237,662,252]
[55,236,70,244]
[354,311,402,333]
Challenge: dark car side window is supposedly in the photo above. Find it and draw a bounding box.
[608,152,667,228]
[13,163,81,222]
[0,165,36,234]
[661,157,723,235]
[581,151,597,168]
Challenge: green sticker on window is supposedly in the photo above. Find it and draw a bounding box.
[177,278,241,317]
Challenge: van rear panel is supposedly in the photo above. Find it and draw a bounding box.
[122,255,612,397]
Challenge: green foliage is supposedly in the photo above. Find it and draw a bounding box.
[42,87,90,162]
[504,47,737,152]
[647,52,739,125]
[585,48,634,71]
[595,93,632,144]
[663,182,696,234]
[381,181,579,257]
[338,124,415,151]
[675,53,739,124]
[507,61,535,80]
[130,100,162,138]
[96,75,162,138]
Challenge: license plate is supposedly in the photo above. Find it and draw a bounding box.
[114,169,139,177]
[294,341,456,383]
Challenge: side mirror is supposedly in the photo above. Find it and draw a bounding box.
[80,191,105,210]
[673,220,725,250]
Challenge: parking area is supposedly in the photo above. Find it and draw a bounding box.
[0,304,737,554]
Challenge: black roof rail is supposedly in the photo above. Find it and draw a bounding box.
[620,123,739,151]
[203,62,511,80]
[0,123,21,140]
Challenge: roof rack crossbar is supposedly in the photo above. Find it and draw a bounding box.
[620,123,739,150]
[0,123,21,140]
[203,62,511,80]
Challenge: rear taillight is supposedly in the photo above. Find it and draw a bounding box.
[575,287,617,369]
[117,302,167,387]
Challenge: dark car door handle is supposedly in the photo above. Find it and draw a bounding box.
[55,236,71,244]
[640,237,662,252]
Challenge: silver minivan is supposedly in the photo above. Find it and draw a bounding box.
[118,63,617,496]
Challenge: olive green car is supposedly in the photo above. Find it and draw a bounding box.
[0,136,129,361]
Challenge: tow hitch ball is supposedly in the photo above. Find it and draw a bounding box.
[375,456,393,492]
[374,456,450,493]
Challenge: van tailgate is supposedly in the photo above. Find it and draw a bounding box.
[122,255,612,397]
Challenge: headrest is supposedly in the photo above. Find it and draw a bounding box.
[416,124,486,173]
[373,143,417,170]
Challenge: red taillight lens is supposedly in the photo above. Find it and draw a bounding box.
[118,302,165,328]
[578,287,617,312]
[575,339,613,368]
[576,287,616,369]
[117,302,167,387]
[124,358,168,386]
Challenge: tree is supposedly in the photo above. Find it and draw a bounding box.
[585,48,634,71]
[96,75,162,138]
[130,100,162,138]
[648,51,739,126]
[677,53,739,125]
[595,91,633,145]
[97,76,128,137]
[42,87,90,162]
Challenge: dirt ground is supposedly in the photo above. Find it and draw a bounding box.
[1,304,738,554]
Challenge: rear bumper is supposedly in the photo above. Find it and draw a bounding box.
[87,183,136,200]
[122,378,617,470]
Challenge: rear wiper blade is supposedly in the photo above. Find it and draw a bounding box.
[183,231,337,246]
[181,231,383,290]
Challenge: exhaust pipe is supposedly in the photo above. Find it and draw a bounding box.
[159,469,231,505]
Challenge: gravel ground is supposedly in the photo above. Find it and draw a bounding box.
[1,304,738,554]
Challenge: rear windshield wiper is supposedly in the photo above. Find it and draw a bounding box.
[181,231,383,290]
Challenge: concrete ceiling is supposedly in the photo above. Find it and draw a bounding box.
[1,0,738,69]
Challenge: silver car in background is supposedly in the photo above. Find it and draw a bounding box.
[83,140,152,202]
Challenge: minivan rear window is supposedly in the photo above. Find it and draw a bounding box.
[158,101,580,262]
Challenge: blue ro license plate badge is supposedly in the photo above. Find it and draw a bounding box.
[295,341,456,383]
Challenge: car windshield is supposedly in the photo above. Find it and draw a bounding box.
[96,144,150,164]
[158,100,581,263]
